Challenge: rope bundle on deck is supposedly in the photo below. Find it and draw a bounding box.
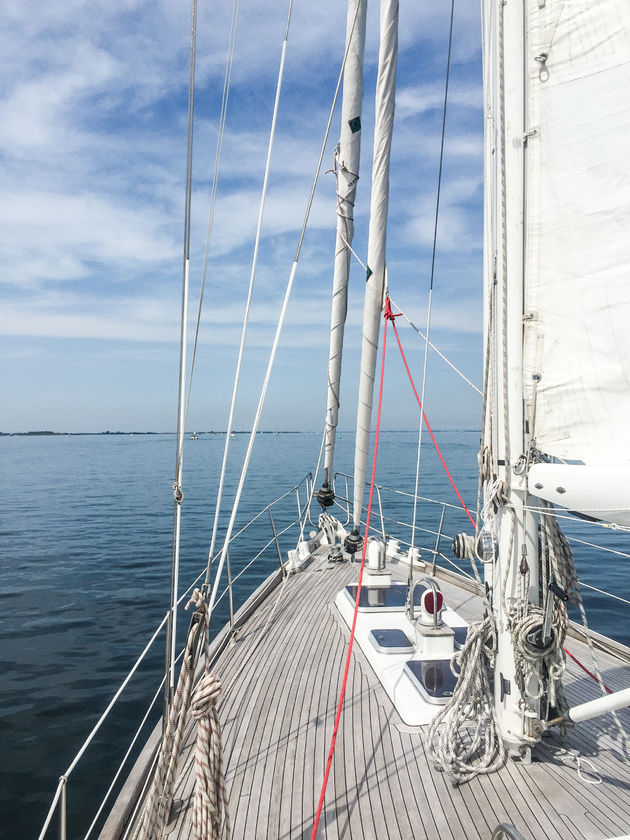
[427,614,505,785]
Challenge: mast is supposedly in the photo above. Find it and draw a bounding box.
[317,0,367,508]
[482,0,541,755]
[351,0,399,537]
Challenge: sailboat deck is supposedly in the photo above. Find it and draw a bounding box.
[149,549,629,840]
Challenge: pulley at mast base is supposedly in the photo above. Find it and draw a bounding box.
[316,482,335,509]
[344,527,364,555]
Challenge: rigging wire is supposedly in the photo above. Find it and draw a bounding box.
[409,0,455,552]
[185,0,241,431]
[388,296,482,396]
[576,581,630,607]
[513,502,630,530]
[387,299,476,528]
[568,535,630,559]
[166,0,198,712]
[204,0,295,586]
[205,1,362,625]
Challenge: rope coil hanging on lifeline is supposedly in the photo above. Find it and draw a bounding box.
[133,590,230,840]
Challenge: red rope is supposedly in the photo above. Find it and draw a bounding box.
[310,307,390,840]
[386,302,615,705]
[564,647,613,694]
[386,298,476,529]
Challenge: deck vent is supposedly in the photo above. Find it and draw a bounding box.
[422,590,443,615]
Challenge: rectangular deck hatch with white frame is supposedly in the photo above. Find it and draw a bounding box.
[344,581,427,612]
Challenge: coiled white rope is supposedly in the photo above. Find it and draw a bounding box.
[191,673,230,840]
[427,614,505,784]
[510,606,567,705]
[542,505,629,743]
[134,591,229,840]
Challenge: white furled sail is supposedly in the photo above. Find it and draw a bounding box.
[322,0,367,489]
[352,0,399,530]
[522,1,630,471]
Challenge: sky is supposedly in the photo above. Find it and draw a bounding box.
[0,0,484,433]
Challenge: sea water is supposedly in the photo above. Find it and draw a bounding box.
[1,431,628,838]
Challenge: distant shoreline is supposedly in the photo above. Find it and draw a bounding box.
[0,430,301,437]
[1,429,479,437]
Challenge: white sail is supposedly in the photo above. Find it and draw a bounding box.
[352,0,399,529]
[323,0,367,488]
[522,1,630,468]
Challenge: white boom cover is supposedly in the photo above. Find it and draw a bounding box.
[523,1,630,466]
[353,0,398,526]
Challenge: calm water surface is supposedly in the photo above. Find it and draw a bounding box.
[1,431,628,839]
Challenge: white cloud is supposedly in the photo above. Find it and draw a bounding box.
[396,82,482,120]
[0,0,484,430]
[0,43,120,151]
[0,190,179,287]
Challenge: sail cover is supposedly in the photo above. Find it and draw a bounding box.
[523,1,630,466]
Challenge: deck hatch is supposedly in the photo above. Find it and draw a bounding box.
[453,626,468,648]
[368,628,414,654]
[404,659,457,705]
[344,582,427,611]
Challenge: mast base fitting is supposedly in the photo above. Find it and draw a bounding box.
[344,528,363,555]
[316,483,335,508]
[525,627,555,651]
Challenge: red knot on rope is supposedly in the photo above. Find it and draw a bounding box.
[383,296,402,322]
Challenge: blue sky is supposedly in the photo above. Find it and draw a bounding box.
[1,0,484,433]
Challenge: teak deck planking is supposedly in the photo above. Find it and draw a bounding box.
[105,546,630,840]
